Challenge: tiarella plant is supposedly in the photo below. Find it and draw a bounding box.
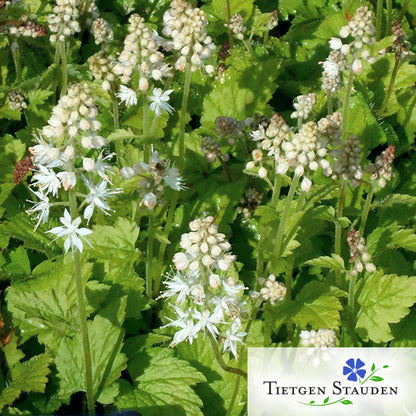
[0,0,415,415]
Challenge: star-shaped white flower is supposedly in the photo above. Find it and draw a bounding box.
[47,209,92,253]
[32,165,61,196]
[26,189,50,231]
[116,85,138,107]
[223,318,247,359]
[149,88,174,117]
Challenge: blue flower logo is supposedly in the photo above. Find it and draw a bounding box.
[343,358,366,382]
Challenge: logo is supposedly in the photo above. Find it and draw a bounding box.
[297,357,392,407]
[248,348,416,415]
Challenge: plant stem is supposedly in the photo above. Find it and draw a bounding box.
[110,84,121,159]
[285,254,294,300]
[60,40,67,96]
[226,0,233,46]
[386,0,392,36]
[335,179,346,287]
[376,0,383,41]
[208,333,247,379]
[9,38,21,83]
[327,91,333,115]
[348,273,357,314]
[143,91,150,162]
[236,134,250,158]
[218,154,233,182]
[242,38,254,55]
[377,57,400,117]
[178,61,192,169]
[274,174,300,263]
[271,173,282,208]
[68,185,94,414]
[342,64,355,140]
[359,183,373,235]
[146,212,155,298]
[154,60,193,296]
[397,0,410,23]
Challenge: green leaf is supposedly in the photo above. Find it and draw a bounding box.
[0,334,52,412]
[371,363,375,372]
[323,396,329,403]
[356,272,416,342]
[201,49,279,131]
[306,254,345,271]
[0,246,31,280]
[86,218,140,264]
[6,256,92,344]
[341,400,353,405]
[0,104,21,120]
[117,347,206,416]
[55,297,127,404]
[273,282,345,331]
[370,376,383,382]
[107,128,140,143]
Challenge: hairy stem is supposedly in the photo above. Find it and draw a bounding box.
[143,91,150,162]
[178,61,192,169]
[386,0,392,36]
[359,183,374,235]
[274,174,300,263]
[342,64,355,140]
[242,38,254,55]
[378,57,400,117]
[327,91,333,115]
[154,59,193,296]
[67,145,94,413]
[9,39,21,83]
[60,40,68,96]
[376,0,383,41]
[226,0,233,46]
[110,84,121,159]
[146,212,155,298]
[397,0,410,23]
[285,254,294,300]
[271,173,282,208]
[208,333,247,379]
[218,154,233,182]
[335,179,346,287]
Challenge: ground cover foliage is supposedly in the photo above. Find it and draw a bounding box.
[0,0,416,414]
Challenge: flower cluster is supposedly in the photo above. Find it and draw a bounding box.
[8,90,26,111]
[331,134,363,187]
[216,116,245,145]
[48,0,81,43]
[42,83,103,148]
[88,52,116,91]
[201,136,223,164]
[321,50,346,94]
[236,188,263,219]
[161,216,247,358]
[1,16,47,38]
[367,145,395,188]
[91,17,113,46]
[225,13,246,40]
[258,274,286,305]
[26,83,121,250]
[162,0,215,74]
[114,14,171,87]
[379,21,411,60]
[120,151,183,208]
[300,329,336,348]
[347,229,376,276]
[329,6,376,74]
[290,93,316,120]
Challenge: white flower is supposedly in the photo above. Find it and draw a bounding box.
[83,176,121,221]
[163,167,184,190]
[142,192,157,208]
[47,209,92,253]
[352,59,362,73]
[163,306,199,347]
[161,272,191,305]
[32,166,61,196]
[57,171,76,190]
[193,309,221,339]
[404,407,416,416]
[26,190,50,231]
[223,318,247,358]
[329,37,342,50]
[301,177,312,192]
[116,85,138,107]
[149,88,174,117]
